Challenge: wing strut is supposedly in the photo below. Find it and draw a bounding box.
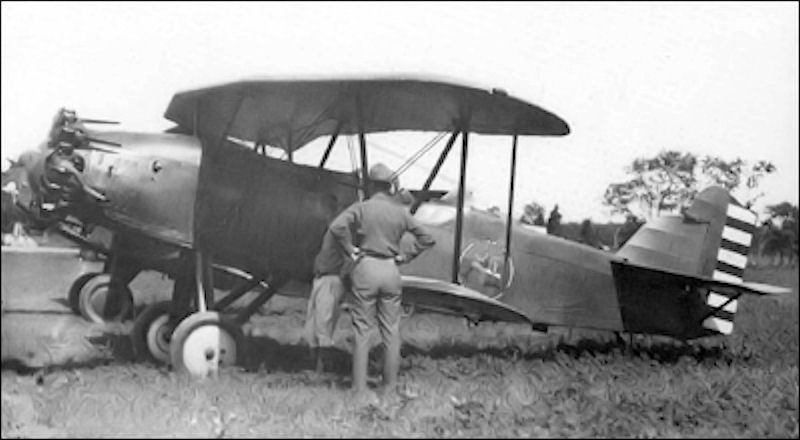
[502,134,518,287]
[318,125,340,168]
[452,129,469,284]
[355,94,370,199]
[410,130,459,214]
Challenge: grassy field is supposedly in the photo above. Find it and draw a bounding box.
[2,266,798,438]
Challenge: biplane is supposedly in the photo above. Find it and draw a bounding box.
[9,77,788,378]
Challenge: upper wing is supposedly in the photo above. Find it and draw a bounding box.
[163,78,570,152]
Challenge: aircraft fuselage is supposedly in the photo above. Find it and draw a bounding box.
[24,131,631,332]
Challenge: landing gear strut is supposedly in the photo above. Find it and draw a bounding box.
[130,250,283,378]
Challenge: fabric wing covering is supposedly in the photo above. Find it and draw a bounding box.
[164,78,570,153]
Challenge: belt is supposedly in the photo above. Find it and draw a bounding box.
[361,251,395,260]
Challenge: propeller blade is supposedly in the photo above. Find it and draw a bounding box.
[83,185,108,203]
[86,136,122,147]
[79,118,119,125]
[51,108,118,126]
[74,144,119,154]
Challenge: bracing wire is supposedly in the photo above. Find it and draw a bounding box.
[347,135,358,174]
[369,139,457,185]
[390,132,446,179]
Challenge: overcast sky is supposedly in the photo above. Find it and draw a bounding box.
[2,1,797,222]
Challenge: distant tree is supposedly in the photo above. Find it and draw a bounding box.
[756,202,799,266]
[520,201,545,226]
[603,150,697,220]
[579,219,601,249]
[487,206,502,217]
[546,204,562,236]
[765,202,799,225]
[604,150,776,220]
[699,156,776,208]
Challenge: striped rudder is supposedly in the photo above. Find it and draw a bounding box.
[702,197,757,334]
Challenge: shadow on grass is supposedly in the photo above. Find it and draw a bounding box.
[2,326,745,379]
[398,334,745,366]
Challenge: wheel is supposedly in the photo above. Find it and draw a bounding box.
[67,272,101,315]
[169,311,242,378]
[132,301,174,365]
[78,273,134,323]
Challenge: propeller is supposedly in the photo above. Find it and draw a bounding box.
[50,126,121,152]
[39,108,115,208]
[49,108,120,143]
[52,108,119,127]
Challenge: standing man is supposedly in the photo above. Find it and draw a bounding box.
[329,163,435,397]
[304,227,347,375]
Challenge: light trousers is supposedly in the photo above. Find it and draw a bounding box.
[304,274,345,348]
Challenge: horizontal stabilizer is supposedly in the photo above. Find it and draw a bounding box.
[614,186,782,337]
[613,260,790,297]
[612,260,790,338]
[738,281,792,296]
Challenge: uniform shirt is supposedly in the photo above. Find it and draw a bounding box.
[313,229,346,277]
[329,192,435,261]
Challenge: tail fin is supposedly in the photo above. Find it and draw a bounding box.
[615,186,770,337]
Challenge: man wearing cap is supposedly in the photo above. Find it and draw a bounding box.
[329,163,436,397]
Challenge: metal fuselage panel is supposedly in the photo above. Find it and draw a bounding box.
[194,140,360,280]
[400,210,626,331]
[81,132,202,248]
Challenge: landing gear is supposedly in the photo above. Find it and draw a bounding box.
[129,249,282,378]
[67,271,101,314]
[77,273,134,323]
[169,311,242,378]
[67,243,141,323]
[131,301,173,364]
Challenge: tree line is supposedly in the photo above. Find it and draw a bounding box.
[515,150,797,266]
